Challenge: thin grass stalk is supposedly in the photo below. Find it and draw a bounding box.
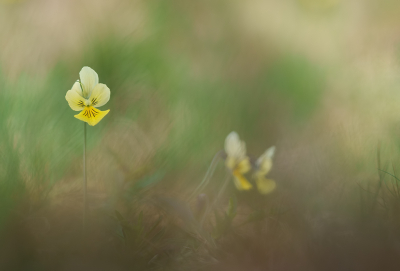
[200,173,230,228]
[83,122,87,231]
[188,150,223,201]
[371,143,383,212]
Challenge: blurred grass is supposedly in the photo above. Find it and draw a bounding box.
[0,0,360,239]
[2,0,400,270]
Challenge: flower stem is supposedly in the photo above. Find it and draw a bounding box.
[83,122,87,232]
[188,150,223,201]
[200,173,231,228]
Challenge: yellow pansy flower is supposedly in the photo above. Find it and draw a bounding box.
[65,67,110,126]
[224,132,252,191]
[254,146,276,194]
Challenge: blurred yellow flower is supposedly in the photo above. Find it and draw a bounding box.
[224,132,252,191]
[65,67,110,126]
[254,146,276,194]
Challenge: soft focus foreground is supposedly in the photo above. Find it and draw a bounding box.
[1,0,400,270]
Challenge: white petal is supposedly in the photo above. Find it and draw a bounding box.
[71,81,83,96]
[257,146,275,166]
[256,146,276,175]
[225,132,247,161]
[225,132,241,157]
[65,87,86,111]
[89,83,110,108]
[79,66,99,98]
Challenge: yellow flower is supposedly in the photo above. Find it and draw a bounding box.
[254,146,276,194]
[224,132,252,191]
[65,67,110,126]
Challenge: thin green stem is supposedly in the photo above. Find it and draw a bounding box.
[200,173,231,228]
[188,150,223,201]
[83,122,87,232]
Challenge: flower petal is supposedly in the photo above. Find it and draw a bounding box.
[79,66,99,98]
[74,106,110,126]
[225,157,236,170]
[236,158,251,174]
[232,171,253,190]
[255,177,276,194]
[256,146,276,176]
[89,83,110,108]
[65,84,86,111]
[224,131,246,159]
[71,81,83,96]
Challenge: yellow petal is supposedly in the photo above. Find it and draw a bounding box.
[65,84,86,111]
[233,170,253,190]
[88,83,110,108]
[79,66,99,98]
[256,177,276,194]
[74,106,110,126]
[225,157,236,170]
[236,157,251,174]
[257,158,272,176]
